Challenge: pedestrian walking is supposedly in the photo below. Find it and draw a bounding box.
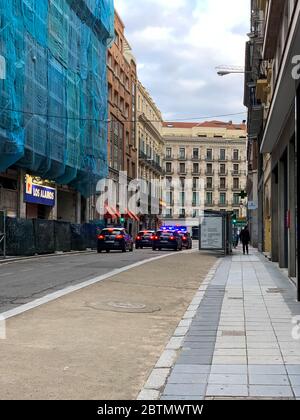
[240,226,250,255]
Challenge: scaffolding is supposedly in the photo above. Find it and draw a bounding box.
[0,0,114,196]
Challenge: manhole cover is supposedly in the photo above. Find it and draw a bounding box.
[85,301,161,314]
[108,302,146,310]
[266,288,286,294]
[222,331,245,337]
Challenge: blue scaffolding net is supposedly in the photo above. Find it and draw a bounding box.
[0,0,114,196]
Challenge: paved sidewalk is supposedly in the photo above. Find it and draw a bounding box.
[141,247,300,400]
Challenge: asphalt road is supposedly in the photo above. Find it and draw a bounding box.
[0,248,183,313]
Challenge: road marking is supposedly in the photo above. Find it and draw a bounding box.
[21,268,34,273]
[0,249,198,320]
[0,273,13,277]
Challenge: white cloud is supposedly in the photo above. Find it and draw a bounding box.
[114,0,249,122]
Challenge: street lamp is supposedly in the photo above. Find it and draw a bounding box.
[215,66,250,76]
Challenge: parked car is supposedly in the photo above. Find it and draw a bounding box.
[152,230,183,251]
[177,231,193,249]
[97,228,134,253]
[135,230,155,249]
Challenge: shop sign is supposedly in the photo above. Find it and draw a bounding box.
[24,175,56,207]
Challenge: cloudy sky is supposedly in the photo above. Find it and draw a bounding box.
[114,0,250,123]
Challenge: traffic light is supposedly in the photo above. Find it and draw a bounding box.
[120,217,125,224]
[232,213,237,225]
[239,190,247,199]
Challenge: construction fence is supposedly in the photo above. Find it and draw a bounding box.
[1,218,103,257]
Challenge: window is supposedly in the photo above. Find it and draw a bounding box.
[207,149,213,160]
[166,162,172,173]
[108,83,112,102]
[114,90,118,105]
[220,164,226,174]
[166,147,172,158]
[233,164,239,174]
[179,192,185,207]
[206,192,213,205]
[233,178,239,190]
[233,193,240,205]
[207,177,213,189]
[120,97,124,112]
[108,53,112,67]
[166,191,173,205]
[132,162,135,178]
[193,148,199,159]
[206,163,213,175]
[179,163,186,173]
[192,192,199,206]
[166,177,173,189]
[193,209,199,218]
[220,149,226,160]
[180,177,185,189]
[193,163,199,174]
[125,103,129,118]
[179,148,186,159]
[233,149,239,161]
[193,177,199,190]
[220,178,226,189]
[179,208,185,219]
[220,193,226,205]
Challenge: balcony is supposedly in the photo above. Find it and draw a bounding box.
[218,171,228,176]
[205,201,214,207]
[218,201,228,207]
[232,201,241,207]
[192,156,200,161]
[178,170,187,175]
[165,156,174,161]
[165,170,174,175]
[205,157,214,162]
[178,156,187,161]
[206,185,214,191]
[232,186,241,192]
[218,186,228,191]
[205,170,214,176]
[192,170,201,176]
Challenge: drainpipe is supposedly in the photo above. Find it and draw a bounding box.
[296,88,300,302]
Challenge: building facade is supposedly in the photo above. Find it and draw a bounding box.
[162,121,248,228]
[0,0,114,223]
[101,11,139,234]
[137,81,164,230]
[244,0,299,293]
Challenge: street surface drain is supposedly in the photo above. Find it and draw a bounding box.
[86,301,161,314]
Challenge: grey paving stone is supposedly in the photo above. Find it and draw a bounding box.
[248,365,286,375]
[292,386,300,397]
[177,356,213,365]
[206,384,248,397]
[168,373,209,384]
[164,383,206,396]
[210,365,248,374]
[289,376,300,386]
[172,365,211,374]
[249,374,290,386]
[208,374,247,385]
[286,365,300,375]
[249,385,293,398]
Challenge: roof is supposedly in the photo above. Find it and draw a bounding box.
[163,120,247,130]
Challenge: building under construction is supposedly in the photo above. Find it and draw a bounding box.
[0,0,114,223]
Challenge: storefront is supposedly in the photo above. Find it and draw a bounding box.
[0,168,18,218]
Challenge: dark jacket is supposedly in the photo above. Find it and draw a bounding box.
[240,228,250,244]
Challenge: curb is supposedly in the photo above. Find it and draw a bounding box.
[0,250,95,265]
[136,258,221,401]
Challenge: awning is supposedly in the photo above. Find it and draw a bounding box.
[125,209,140,222]
[104,205,118,219]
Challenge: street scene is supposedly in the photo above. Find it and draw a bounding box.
[0,0,300,405]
